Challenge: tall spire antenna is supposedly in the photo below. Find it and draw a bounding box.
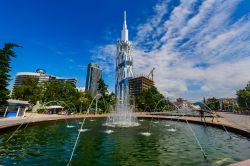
[124,10,126,23]
[123,10,127,29]
[121,10,128,41]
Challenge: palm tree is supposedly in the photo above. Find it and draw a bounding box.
[0,43,20,107]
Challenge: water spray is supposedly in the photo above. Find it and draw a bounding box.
[172,103,209,160]
[201,102,232,139]
[67,94,102,165]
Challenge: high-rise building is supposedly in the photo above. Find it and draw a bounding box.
[13,69,77,90]
[85,63,102,97]
[128,76,154,97]
[115,11,134,101]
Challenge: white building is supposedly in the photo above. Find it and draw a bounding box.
[13,69,77,90]
[115,11,134,101]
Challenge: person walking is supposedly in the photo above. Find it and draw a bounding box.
[198,109,206,122]
[211,111,220,123]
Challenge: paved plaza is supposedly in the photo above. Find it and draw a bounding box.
[218,112,250,132]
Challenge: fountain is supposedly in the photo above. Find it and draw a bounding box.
[104,88,139,127]
[103,11,139,127]
[1,118,250,165]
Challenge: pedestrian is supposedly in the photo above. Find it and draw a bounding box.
[198,109,206,122]
[211,111,220,123]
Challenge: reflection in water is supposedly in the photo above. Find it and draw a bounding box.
[66,125,75,128]
[0,119,249,166]
[104,130,114,134]
[78,129,89,132]
[167,128,177,132]
[140,132,151,136]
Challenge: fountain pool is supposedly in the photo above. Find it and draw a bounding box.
[105,91,139,127]
[0,119,249,165]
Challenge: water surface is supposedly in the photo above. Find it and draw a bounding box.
[0,119,249,166]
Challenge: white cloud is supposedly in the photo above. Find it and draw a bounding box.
[136,0,169,48]
[77,65,86,71]
[66,58,74,63]
[92,0,250,100]
[91,44,116,74]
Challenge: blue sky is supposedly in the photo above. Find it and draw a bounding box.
[0,0,156,89]
[1,0,250,101]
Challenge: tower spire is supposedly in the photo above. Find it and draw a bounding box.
[121,10,128,41]
[124,11,127,28]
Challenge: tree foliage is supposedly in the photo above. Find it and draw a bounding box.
[206,97,220,110]
[0,43,20,107]
[41,81,78,103]
[78,91,92,113]
[97,78,108,97]
[12,76,41,104]
[236,83,250,110]
[41,81,86,112]
[96,78,115,113]
[12,77,93,113]
[135,86,169,112]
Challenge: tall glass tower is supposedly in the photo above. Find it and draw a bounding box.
[85,63,102,97]
[115,11,134,101]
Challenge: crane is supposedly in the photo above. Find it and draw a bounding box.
[147,67,155,80]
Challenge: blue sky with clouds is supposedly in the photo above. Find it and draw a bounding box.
[0,0,154,89]
[1,0,250,101]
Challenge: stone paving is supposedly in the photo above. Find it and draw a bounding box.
[141,112,250,130]
[218,112,250,132]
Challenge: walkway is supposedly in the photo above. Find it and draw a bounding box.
[136,112,250,136]
[218,112,250,132]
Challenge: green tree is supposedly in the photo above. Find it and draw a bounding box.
[236,83,250,110]
[96,78,114,113]
[41,81,78,103]
[135,86,169,112]
[12,76,41,104]
[0,43,20,107]
[97,78,108,97]
[206,97,220,110]
[78,91,92,114]
[40,81,83,113]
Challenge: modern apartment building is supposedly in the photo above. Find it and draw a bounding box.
[85,63,102,97]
